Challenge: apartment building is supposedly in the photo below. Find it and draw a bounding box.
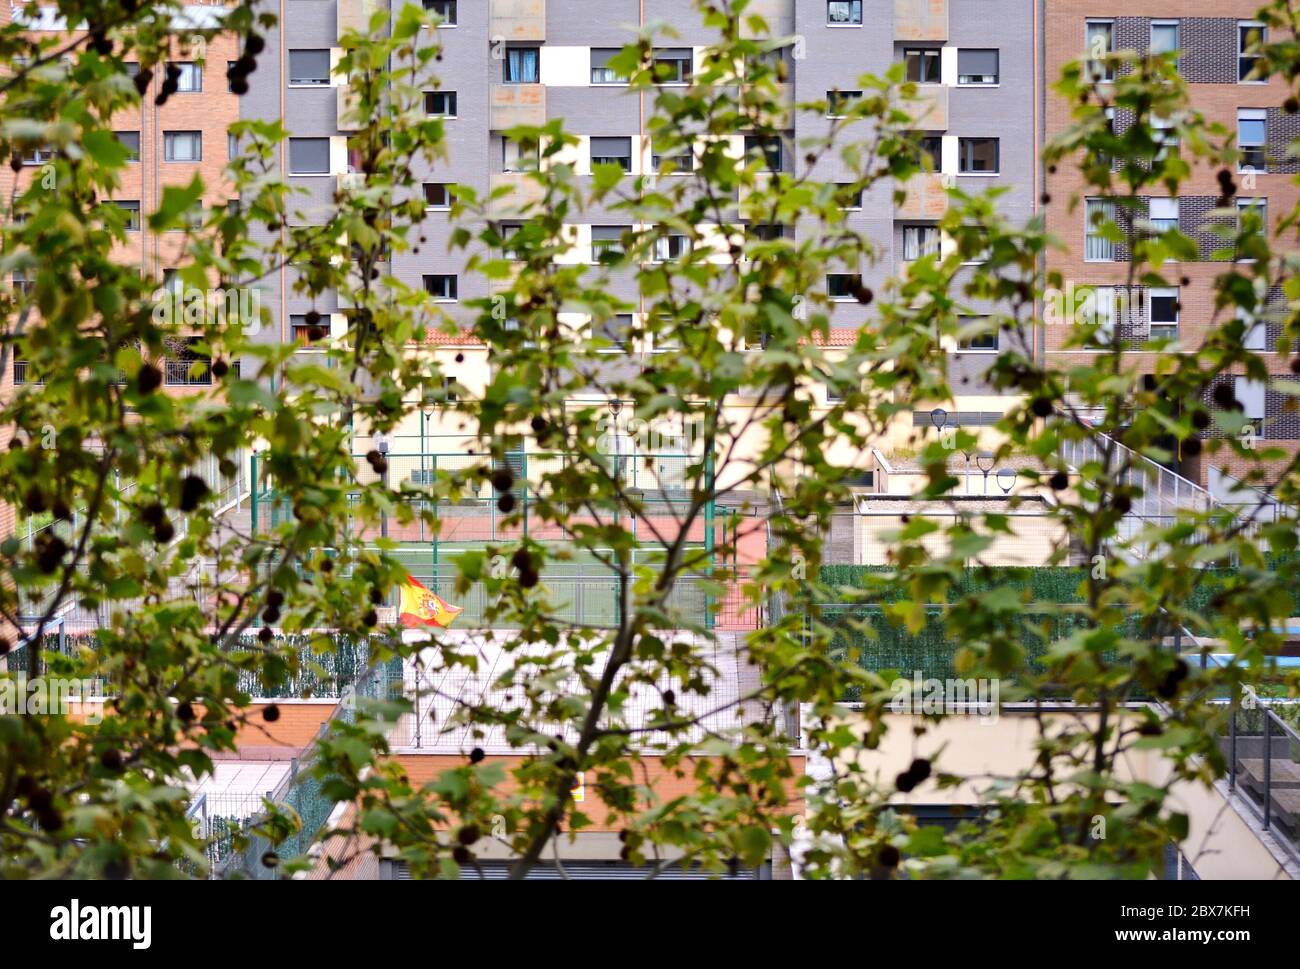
[232,0,1034,445]
[1043,3,1300,492]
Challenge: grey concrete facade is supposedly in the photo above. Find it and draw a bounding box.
[239,0,1036,398]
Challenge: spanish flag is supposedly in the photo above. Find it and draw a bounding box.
[397,574,464,629]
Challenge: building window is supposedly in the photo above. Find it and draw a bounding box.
[651,144,694,175]
[1085,198,1115,261]
[1236,377,1266,422]
[1238,109,1267,172]
[1150,21,1179,66]
[1237,197,1266,260]
[423,183,452,208]
[917,135,942,169]
[1090,285,1117,340]
[1239,22,1265,82]
[827,273,861,300]
[904,49,941,84]
[11,270,34,296]
[115,130,140,161]
[590,49,628,85]
[836,183,863,209]
[171,62,202,92]
[503,46,540,83]
[165,337,212,386]
[957,49,999,85]
[827,1,862,25]
[423,0,456,25]
[901,224,940,261]
[423,274,458,300]
[653,49,692,84]
[1148,197,1178,236]
[290,314,327,343]
[1086,20,1114,81]
[289,137,330,174]
[595,313,633,351]
[747,223,790,244]
[744,135,783,172]
[653,234,691,261]
[591,225,628,262]
[425,91,457,116]
[826,90,862,117]
[289,50,331,86]
[114,200,141,231]
[163,131,202,162]
[590,136,632,172]
[1152,114,1178,161]
[1148,287,1179,341]
[958,317,998,351]
[957,137,998,174]
[502,138,538,173]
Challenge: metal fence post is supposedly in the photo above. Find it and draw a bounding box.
[1263,712,1272,830]
[1229,707,1237,792]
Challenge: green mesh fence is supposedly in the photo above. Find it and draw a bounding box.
[822,605,1146,700]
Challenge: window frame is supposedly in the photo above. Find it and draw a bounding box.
[826,1,862,26]
[1149,21,1180,68]
[423,0,456,26]
[288,49,332,86]
[424,90,457,117]
[957,137,999,175]
[590,136,633,172]
[288,137,331,176]
[901,224,941,262]
[1238,108,1267,173]
[903,48,942,85]
[956,48,999,86]
[162,130,202,162]
[423,182,452,209]
[423,274,459,302]
[1239,22,1266,83]
[1085,20,1115,82]
[1148,286,1180,340]
[172,61,202,93]
[115,130,141,162]
[826,273,861,301]
[503,46,541,84]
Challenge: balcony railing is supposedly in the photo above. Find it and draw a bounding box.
[894,0,947,42]
[894,172,948,219]
[490,0,546,41]
[490,82,546,129]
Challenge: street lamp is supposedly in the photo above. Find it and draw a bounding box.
[976,451,995,494]
[375,430,390,538]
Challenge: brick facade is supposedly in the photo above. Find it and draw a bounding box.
[1044,1,1300,488]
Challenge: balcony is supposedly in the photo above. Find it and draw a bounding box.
[905,84,948,131]
[336,172,365,194]
[895,172,949,219]
[894,0,947,42]
[490,0,546,41]
[338,0,388,35]
[337,85,360,132]
[489,171,545,216]
[490,82,546,129]
[739,0,793,37]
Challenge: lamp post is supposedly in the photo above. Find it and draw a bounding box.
[375,430,390,539]
[976,451,995,495]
